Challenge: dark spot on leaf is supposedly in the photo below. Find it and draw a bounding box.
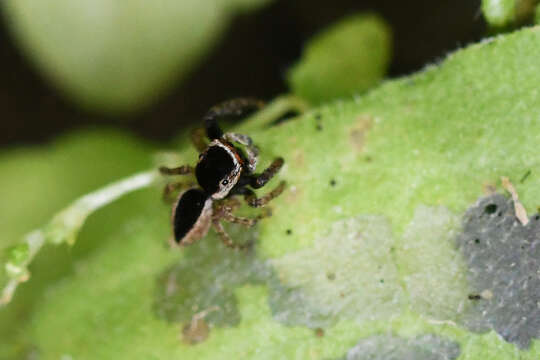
[286,229,292,235]
[330,179,337,187]
[314,114,323,131]
[474,238,480,244]
[327,272,336,281]
[315,328,324,337]
[468,294,482,300]
[520,170,531,183]
[484,203,497,214]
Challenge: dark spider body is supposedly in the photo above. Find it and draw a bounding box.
[195,140,243,199]
[172,188,212,246]
[160,98,286,249]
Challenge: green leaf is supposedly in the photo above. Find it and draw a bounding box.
[287,13,392,105]
[1,0,272,114]
[3,26,540,359]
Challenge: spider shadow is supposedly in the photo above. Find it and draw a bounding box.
[152,223,270,327]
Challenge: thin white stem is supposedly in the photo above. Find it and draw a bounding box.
[1,170,159,306]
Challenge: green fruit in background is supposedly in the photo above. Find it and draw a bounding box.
[2,0,272,114]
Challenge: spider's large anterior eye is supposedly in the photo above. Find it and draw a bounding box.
[221,179,229,186]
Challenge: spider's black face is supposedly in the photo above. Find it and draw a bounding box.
[195,140,242,199]
[173,188,212,244]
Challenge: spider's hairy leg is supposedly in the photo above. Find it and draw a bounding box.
[243,181,286,208]
[223,132,259,172]
[212,220,251,250]
[162,181,195,203]
[214,198,255,227]
[203,98,265,140]
[159,165,194,175]
[250,157,284,189]
[215,198,270,227]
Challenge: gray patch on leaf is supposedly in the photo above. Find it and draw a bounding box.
[399,205,469,322]
[268,216,406,328]
[153,224,270,327]
[456,194,540,349]
[339,334,461,360]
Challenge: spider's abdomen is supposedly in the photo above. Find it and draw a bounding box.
[172,188,212,245]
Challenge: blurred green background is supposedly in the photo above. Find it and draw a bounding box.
[0,0,487,147]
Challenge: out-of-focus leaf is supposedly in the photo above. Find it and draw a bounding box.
[287,13,392,105]
[1,0,272,114]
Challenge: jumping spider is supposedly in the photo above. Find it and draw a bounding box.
[160,98,286,250]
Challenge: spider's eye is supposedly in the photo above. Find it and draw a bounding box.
[221,179,229,186]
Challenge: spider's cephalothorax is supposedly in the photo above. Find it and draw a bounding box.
[160,98,286,250]
[195,139,243,199]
